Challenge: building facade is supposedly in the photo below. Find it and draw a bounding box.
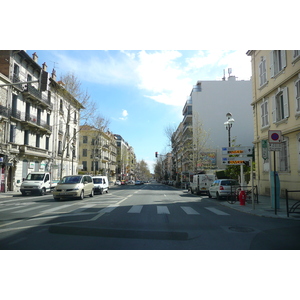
[247,50,300,199]
[0,50,82,192]
[79,125,117,182]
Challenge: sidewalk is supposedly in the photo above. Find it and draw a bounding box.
[218,194,300,220]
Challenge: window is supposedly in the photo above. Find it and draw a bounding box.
[24,130,29,145]
[261,99,269,128]
[36,134,40,148]
[59,99,63,113]
[9,125,16,143]
[82,161,87,171]
[293,51,300,59]
[58,141,62,155]
[272,87,289,123]
[278,138,289,172]
[45,137,49,150]
[295,79,300,112]
[270,50,286,77]
[259,57,267,86]
[82,149,87,157]
[83,136,88,143]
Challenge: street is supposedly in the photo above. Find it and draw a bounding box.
[0,182,300,250]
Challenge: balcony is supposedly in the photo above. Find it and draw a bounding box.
[22,85,52,109]
[19,145,51,158]
[19,112,52,134]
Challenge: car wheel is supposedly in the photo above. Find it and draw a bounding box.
[100,188,103,195]
[190,188,194,194]
[79,190,84,200]
[106,188,109,194]
[208,192,212,198]
[89,189,94,197]
[216,192,220,200]
[40,188,45,196]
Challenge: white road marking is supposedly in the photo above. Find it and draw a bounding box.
[13,205,49,213]
[128,205,143,214]
[157,206,170,214]
[41,204,74,213]
[181,206,200,215]
[205,207,230,215]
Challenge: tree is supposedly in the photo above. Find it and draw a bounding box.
[54,72,95,179]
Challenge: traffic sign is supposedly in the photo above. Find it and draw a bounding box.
[269,143,282,152]
[222,157,252,163]
[222,146,253,156]
[268,130,282,143]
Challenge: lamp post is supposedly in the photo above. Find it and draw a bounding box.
[224,112,235,147]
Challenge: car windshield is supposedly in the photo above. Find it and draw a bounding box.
[60,176,82,184]
[26,174,44,181]
[93,178,103,184]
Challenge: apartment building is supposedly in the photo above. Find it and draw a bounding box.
[79,125,117,182]
[0,50,82,192]
[114,134,136,181]
[247,50,300,198]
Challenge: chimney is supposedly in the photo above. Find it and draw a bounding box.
[42,62,47,71]
[51,69,56,80]
[32,52,38,62]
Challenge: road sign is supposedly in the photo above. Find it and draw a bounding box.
[268,130,282,143]
[222,157,252,164]
[269,143,282,152]
[222,146,253,156]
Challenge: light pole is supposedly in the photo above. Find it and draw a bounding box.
[224,112,235,147]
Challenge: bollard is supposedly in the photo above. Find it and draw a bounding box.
[239,190,246,206]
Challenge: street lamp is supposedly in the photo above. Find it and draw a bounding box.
[224,112,235,147]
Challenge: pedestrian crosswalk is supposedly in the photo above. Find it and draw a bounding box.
[0,201,231,218]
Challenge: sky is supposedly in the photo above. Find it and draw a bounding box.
[26,50,252,172]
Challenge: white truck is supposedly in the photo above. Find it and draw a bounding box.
[190,174,215,195]
[20,172,51,196]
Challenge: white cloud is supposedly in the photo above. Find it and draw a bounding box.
[119,109,128,120]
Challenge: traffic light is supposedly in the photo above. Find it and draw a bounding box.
[155,152,158,158]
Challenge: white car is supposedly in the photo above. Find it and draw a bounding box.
[208,179,240,200]
[115,180,121,185]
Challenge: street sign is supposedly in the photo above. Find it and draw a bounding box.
[222,146,253,156]
[269,143,282,152]
[222,157,252,164]
[268,130,282,143]
[261,140,269,160]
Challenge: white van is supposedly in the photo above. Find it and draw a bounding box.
[20,172,51,196]
[92,176,109,194]
[190,174,215,195]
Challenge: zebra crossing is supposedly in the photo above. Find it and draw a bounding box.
[0,200,231,218]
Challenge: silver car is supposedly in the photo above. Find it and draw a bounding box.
[208,179,240,200]
[53,175,94,201]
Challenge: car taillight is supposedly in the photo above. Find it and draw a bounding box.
[219,186,224,190]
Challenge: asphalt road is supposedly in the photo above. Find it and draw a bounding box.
[0,182,299,250]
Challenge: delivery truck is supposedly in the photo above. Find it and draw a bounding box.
[189,174,215,195]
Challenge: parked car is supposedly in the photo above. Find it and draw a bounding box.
[135,180,142,185]
[92,176,109,194]
[115,180,121,185]
[208,179,240,200]
[50,180,60,190]
[53,175,94,201]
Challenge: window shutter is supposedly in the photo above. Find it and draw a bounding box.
[283,87,289,118]
[272,95,276,123]
[281,50,286,69]
[265,100,269,126]
[270,51,274,78]
[261,102,264,126]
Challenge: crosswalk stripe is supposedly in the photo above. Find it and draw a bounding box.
[0,206,30,212]
[13,205,49,213]
[99,205,118,213]
[181,206,200,215]
[128,205,143,213]
[205,207,229,215]
[42,204,74,213]
[157,206,170,214]
[71,204,97,214]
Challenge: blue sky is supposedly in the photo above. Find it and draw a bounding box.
[27,50,252,172]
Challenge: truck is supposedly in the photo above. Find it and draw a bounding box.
[189,174,215,195]
[20,172,51,196]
